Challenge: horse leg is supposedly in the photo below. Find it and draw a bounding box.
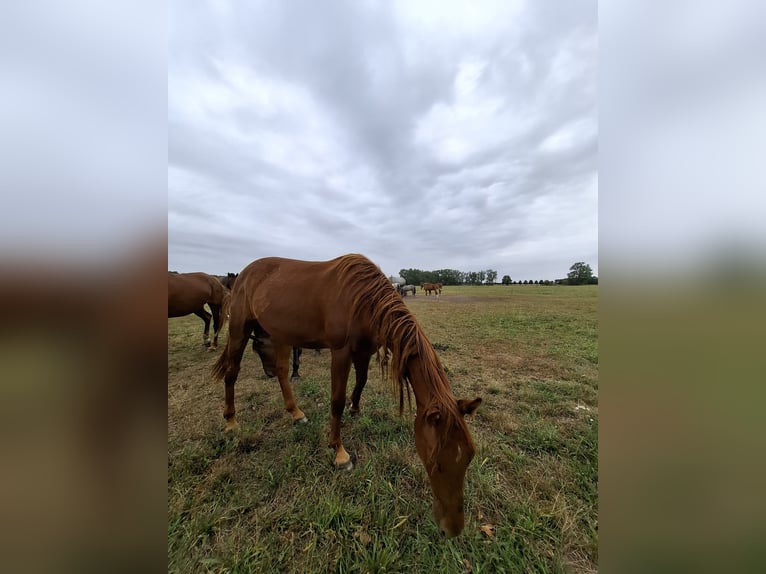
[349,352,371,415]
[329,347,353,470]
[290,347,302,382]
[219,321,251,433]
[194,308,212,346]
[209,304,222,350]
[272,344,308,424]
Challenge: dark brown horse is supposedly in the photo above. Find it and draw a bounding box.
[221,272,238,290]
[168,272,230,350]
[213,254,481,537]
[251,335,304,382]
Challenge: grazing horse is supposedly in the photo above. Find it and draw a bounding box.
[420,282,436,295]
[213,254,482,537]
[400,284,417,297]
[168,272,230,350]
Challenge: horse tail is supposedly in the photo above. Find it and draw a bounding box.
[212,344,229,381]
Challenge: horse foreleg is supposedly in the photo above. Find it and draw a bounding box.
[329,348,353,470]
[209,304,222,350]
[194,308,212,347]
[349,352,371,416]
[290,347,302,381]
[273,344,307,424]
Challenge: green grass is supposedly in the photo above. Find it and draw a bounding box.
[168,284,598,573]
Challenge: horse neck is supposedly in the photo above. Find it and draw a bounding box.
[405,354,451,412]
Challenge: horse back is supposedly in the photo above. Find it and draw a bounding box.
[168,272,222,317]
[234,256,373,348]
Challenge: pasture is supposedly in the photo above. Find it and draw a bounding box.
[168,285,598,573]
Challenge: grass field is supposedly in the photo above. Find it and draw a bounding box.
[168,285,598,573]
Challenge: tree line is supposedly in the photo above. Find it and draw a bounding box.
[399,262,597,286]
[399,268,498,286]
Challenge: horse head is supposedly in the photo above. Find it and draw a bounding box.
[224,272,239,290]
[413,397,482,537]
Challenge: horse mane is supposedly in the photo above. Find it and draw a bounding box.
[332,255,462,434]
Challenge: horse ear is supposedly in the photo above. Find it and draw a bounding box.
[457,397,482,418]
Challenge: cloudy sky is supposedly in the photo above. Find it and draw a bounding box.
[168,0,597,281]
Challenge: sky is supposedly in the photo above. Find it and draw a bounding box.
[168,0,598,281]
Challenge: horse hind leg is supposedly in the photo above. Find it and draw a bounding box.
[194,308,212,347]
[272,344,308,424]
[214,319,252,433]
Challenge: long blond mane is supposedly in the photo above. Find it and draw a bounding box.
[332,255,462,431]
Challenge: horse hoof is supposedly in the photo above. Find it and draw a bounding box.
[224,422,240,434]
[335,459,354,472]
[294,416,308,425]
[349,407,360,416]
[290,375,300,382]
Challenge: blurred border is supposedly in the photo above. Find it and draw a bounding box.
[0,2,168,572]
[601,1,766,572]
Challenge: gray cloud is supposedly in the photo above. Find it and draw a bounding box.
[169,0,598,280]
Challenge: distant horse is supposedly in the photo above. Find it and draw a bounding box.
[168,272,230,350]
[213,254,481,537]
[421,282,442,296]
[400,284,417,297]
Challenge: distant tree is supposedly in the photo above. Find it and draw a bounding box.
[485,269,498,284]
[567,262,594,285]
[400,269,422,285]
[501,275,512,285]
[435,269,464,285]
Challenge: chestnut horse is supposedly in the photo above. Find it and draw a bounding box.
[421,282,442,296]
[168,272,230,350]
[213,254,481,537]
